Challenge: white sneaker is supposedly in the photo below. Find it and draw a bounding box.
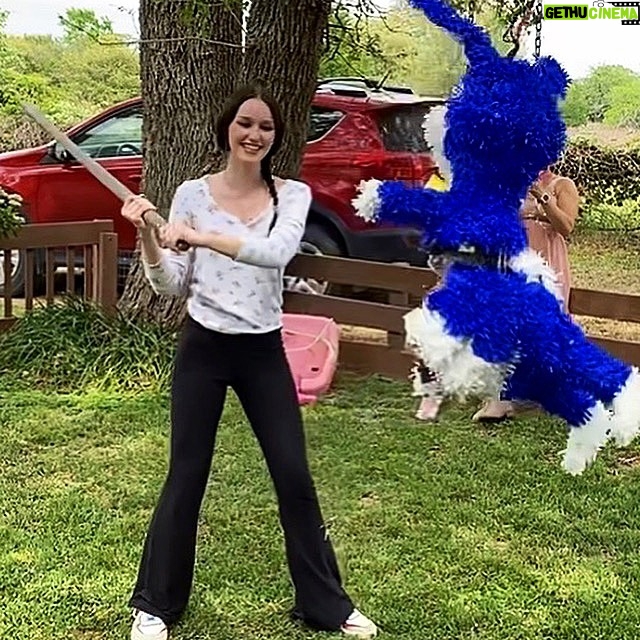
[131,609,168,640]
[340,608,378,638]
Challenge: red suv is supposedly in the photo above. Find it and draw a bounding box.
[0,80,443,293]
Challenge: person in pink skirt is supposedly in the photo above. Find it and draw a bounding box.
[471,167,580,422]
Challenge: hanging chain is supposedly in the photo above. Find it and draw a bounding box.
[534,0,543,58]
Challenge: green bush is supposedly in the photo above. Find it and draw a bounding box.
[0,297,177,392]
[604,77,640,128]
[562,65,640,127]
[7,35,139,112]
[577,197,640,232]
[555,139,640,210]
[0,186,23,238]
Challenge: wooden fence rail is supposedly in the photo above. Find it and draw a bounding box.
[284,253,640,378]
[0,220,118,333]
[2,229,638,380]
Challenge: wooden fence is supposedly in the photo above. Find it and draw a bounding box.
[2,223,639,379]
[283,253,640,378]
[0,220,118,333]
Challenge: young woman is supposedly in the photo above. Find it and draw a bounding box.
[121,85,377,640]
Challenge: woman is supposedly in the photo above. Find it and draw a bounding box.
[121,85,377,640]
[472,167,580,422]
[523,167,578,309]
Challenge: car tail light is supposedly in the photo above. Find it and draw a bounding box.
[352,152,434,185]
[351,151,385,172]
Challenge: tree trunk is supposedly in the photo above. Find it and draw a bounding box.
[118,0,242,327]
[118,0,332,327]
[242,0,331,177]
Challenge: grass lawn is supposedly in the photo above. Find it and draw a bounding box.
[569,231,640,341]
[2,374,640,640]
[571,231,640,295]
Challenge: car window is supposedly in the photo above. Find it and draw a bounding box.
[70,108,143,159]
[376,104,436,153]
[307,107,343,142]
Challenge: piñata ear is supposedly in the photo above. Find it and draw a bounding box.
[533,56,570,98]
[408,0,496,67]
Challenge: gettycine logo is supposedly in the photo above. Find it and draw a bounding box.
[544,1,640,23]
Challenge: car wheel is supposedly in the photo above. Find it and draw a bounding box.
[302,223,343,257]
[297,224,344,295]
[0,247,25,297]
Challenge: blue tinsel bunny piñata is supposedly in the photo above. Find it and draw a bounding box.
[353,0,640,475]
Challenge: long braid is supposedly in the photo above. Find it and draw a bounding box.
[261,155,301,292]
[261,157,279,234]
[261,157,278,207]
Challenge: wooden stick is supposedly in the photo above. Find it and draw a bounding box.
[21,102,189,250]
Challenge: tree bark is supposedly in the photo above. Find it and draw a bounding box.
[242,0,332,177]
[118,0,242,327]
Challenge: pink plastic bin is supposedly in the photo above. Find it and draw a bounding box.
[282,313,340,405]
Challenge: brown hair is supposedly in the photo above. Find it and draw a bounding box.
[215,83,285,208]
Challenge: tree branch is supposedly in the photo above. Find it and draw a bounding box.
[58,6,246,49]
[103,35,247,48]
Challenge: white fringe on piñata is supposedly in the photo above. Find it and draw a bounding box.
[509,248,564,306]
[352,179,382,222]
[609,367,640,446]
[422,104,452,183]
[561,401,613,476]
[404,305,508,401]
[563,369,640,475]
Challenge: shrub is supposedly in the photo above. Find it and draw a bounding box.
[0,186,23,238]
[0,296,177,392]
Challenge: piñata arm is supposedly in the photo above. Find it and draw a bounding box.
[352,179,445,230]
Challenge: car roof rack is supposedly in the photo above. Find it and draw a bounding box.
[317,77,417,95]
[381,85,414,94]
[315,78,447,105]
[315,82,369,98]
[319,77,379,89]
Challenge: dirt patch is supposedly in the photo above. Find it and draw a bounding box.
[359,491,381,508]
[569,232,640,341]
[611,449,640,474]
[570,232,640,295]
[568,124,640,149]
[574,316,640,342]
[340,325,387,344]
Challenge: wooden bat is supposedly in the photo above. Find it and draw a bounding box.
[21,102,189,251]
